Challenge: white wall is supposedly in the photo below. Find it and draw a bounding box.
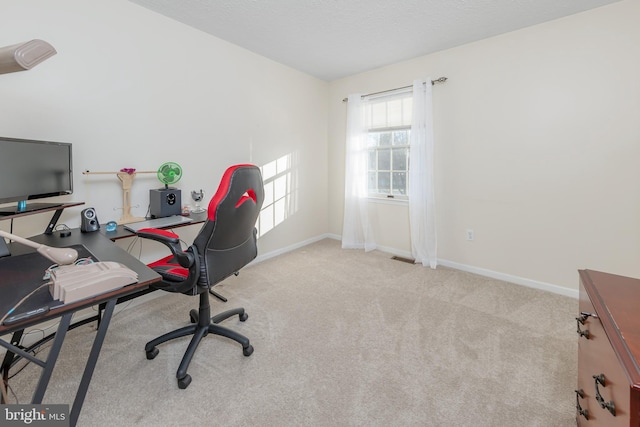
[0,0,329,258]
[328,0,640,292]
[3,0,638,294]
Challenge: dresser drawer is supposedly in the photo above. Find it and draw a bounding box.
[577,270,640,427]
[577,283,631,426]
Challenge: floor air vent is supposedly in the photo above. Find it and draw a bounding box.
[391,256,415,264]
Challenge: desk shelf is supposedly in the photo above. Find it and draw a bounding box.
[0,202,85,258]
[0,202,84,233]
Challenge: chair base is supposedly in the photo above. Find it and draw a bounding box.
[208,272,239,303]
[144,292,253,389]
[208,288,228,302]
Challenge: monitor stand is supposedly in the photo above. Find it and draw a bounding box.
[0,202,64,216]
[0,202,84,236]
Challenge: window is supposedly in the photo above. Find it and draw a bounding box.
[364,91,413,199]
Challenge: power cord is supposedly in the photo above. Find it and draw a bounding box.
[2,327,52,404]
[1,258,94,324]
[0,283,50,325]
[0,371,8,403]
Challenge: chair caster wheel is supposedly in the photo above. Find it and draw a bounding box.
[243,345,254,357]
[189,309,199,323]
[146,347,159,360]
[240,312,248,322]
[178,374,192,389]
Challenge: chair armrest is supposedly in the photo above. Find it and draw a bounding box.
[137,227,180,244]
[136,228,193,268]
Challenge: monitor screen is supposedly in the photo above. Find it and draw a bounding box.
[0,136,73,214]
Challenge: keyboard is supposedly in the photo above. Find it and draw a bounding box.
[124,215,194,232]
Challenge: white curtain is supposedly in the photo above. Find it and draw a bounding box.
[342,94,376,251]
[409,79,437,268]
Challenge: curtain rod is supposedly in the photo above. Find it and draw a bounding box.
[342,76,448,102]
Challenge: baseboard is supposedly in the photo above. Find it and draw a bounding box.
[324,234,415,259]
[326,233,341,241]
[322,234,578,299]
[259,234,414,262]
[254,234,334,264]
[437,259,579,299]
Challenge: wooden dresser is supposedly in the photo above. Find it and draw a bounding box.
[576,270,640,426]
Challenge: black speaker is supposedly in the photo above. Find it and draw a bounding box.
[149,188,181,218]
[80,207,100,233]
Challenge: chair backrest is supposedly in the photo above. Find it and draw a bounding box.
[193,164,264,287]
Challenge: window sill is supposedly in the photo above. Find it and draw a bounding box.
[367,196,408,205]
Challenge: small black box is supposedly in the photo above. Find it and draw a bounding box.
[149,188,181,218]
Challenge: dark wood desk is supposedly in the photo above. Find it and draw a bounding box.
[0,231,161,426]
[94,212,209,307]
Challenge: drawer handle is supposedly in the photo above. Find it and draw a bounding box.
[593,374,616,416]
[576,312,597,339]
[575,389,589,420]
[576,317,590,339]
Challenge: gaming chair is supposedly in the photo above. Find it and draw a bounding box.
[136,164,264,389]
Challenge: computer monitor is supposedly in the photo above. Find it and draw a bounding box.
[0,136,73,215]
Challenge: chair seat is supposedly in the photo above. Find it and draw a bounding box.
[148,254,188,281]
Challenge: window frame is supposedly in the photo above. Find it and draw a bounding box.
[366,125,410,201]
[363,90,413,201]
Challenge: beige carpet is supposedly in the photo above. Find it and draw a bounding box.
[5,239,578,426]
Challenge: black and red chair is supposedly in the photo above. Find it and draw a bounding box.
[136,164,264,389]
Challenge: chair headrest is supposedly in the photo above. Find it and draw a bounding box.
[208,164,263,221]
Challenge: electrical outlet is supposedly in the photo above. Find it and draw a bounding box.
[466,229,474,241]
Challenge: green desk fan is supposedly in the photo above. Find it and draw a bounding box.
[150,162,183,218]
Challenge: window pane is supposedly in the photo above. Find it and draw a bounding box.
[367,132,378,147]
[378,148,390,170]
[378,172,390,192]
[393,130,408,145]
[368,172,376,191]
[368,149,376,170]
[379,132,392,146]
[393,172,406,195]
[392,148,407,170]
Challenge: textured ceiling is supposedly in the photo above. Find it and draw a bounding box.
[129,0,621,81]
